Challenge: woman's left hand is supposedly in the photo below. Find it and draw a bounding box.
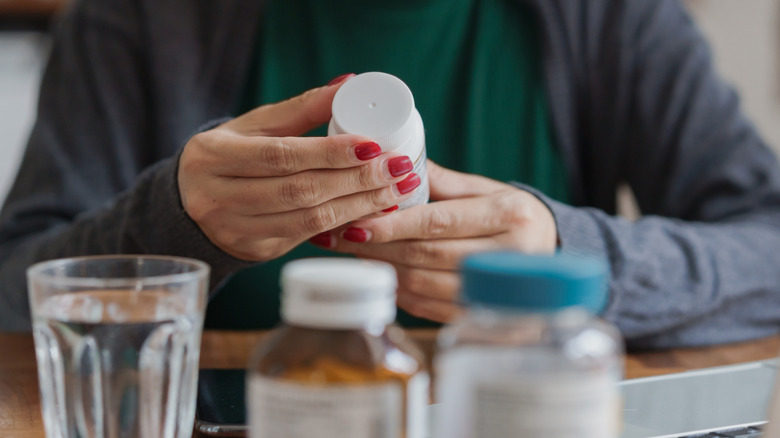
[309,161,558,323]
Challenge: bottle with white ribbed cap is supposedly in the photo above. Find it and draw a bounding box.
[329,72,429,210]
[435,252,623,438]
[247,258,429,438]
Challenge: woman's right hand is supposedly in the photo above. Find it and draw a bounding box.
[177,76,420,261]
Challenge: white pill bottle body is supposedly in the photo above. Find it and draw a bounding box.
[328,72,429,209]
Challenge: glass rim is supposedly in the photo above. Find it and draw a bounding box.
[26,255,210,289]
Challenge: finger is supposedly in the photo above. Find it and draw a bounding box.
[397,291,464,323]
[253,173,423,239]
[339,194,516,243]
[225,76,355,137]
[395,266,461,302]
[212,153,414,215]
[194,131,380,178]
[427,160,508,200]
[331,237,507,270]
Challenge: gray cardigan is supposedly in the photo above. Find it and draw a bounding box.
[2,0,780,348]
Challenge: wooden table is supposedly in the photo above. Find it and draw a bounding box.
[2,331,779,437]
[0,0,69,16]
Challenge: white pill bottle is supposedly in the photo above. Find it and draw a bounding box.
[329,72,430,209]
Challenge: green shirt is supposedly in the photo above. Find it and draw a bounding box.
[205,0,569,329]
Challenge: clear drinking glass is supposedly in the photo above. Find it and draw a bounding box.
[27,255,210,438]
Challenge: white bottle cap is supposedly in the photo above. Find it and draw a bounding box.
[330,72,422,157]
[280,258,398,329]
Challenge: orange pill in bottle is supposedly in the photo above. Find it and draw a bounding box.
[247,258,429,438]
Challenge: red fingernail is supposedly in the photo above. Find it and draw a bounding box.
[388,156,413,177]
[396,173,421,195]
[354,142,382,161]
[328,73,354,86]
[309,232,333,248]
[343,227,369,243]
[382,205,399,213]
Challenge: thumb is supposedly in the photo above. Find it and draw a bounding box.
[428,160,507,200]
[226,73,356,137]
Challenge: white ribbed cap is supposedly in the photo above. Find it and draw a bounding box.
[330,72,422,157]
[280,258,398,329]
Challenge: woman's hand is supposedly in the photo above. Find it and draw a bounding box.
[311,161,557,322]
[178,76,421,261]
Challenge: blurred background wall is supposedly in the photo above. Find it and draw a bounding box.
[0,0,779,205]
[0,33,48,205]
[687,0,780,156]
[0,1,57,204]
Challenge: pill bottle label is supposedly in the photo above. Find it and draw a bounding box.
[436,347,619,438]
[249,377,402,438]
[474,376,618,437]
[398,146,429,210]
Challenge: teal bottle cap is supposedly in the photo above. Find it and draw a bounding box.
[461,252,609,314]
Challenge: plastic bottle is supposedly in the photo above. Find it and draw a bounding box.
[435,252,623,438]
[329,72,429,209]
[247,258,429,438]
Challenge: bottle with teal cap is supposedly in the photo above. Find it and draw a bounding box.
[434,251,623,438]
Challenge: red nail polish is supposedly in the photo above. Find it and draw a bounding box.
[328,73,354,86]
[388,156,413,177]
[396,173,421,195]
[309,232,333,247]
[343,227,369,243]
[354,142,382,161]
[382,205,399,213]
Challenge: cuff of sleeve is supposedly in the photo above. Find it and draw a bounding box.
[120,148,254,292]
[194,117,234,134]
[509,182,620,317]
[508,182,608,256]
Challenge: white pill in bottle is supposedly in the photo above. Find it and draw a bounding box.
[328,72,430,210]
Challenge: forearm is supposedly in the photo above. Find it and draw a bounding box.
[0,157,252,331]
[521,184,780,348]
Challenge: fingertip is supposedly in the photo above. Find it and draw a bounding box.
[387,156,414,178]
[327,73,356,87]
[342,227,372,243]
[308,73,356,118]
[395,173,421,195]
[382,205,399,213]
[354,141,382,161]
[346,214,395,244]
[309,232,334,248]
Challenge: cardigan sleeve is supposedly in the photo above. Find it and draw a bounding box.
[0,1,250,331]
[535,0,780,348]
